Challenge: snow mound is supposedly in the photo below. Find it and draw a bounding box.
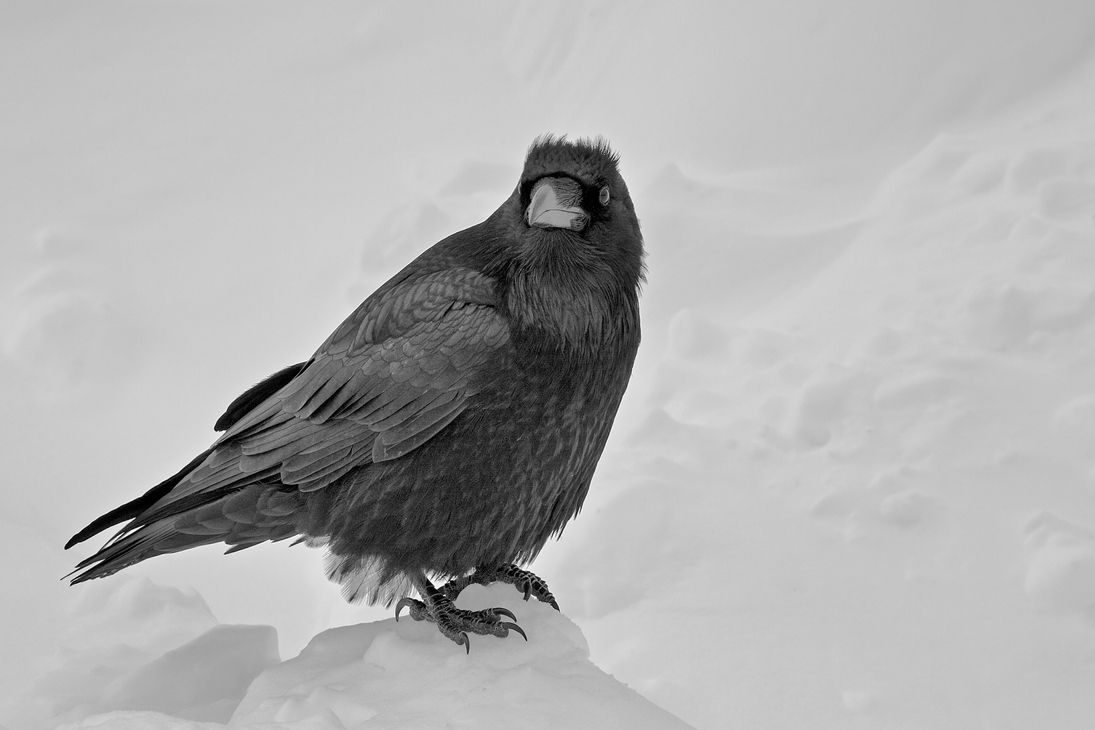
[6,576,277,729]
[58,585,693,730]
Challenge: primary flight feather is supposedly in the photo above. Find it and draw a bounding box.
[66,136,645,650]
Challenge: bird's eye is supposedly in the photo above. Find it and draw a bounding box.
[599,186,610,206]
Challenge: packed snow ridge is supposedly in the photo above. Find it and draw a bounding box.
[15,581,690,730]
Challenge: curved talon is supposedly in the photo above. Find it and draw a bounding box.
[395,596,422,621]
[501,621,527,641]
[397,575,537,651]
[549,598,560,611]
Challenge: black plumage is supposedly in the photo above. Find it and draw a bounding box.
[66,136,644,649]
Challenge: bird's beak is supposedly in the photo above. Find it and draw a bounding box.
[526,177,589,231]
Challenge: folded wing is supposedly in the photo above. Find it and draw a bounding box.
[67,267,509,581]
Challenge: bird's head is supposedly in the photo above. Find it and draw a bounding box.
[503,135,645,292]
[488,135,645,354]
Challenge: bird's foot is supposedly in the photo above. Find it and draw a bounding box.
[440,563,560,610]
[395,582,526,653]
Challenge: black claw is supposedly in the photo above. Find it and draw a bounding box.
[549,598,560,611]
[501,621,527,641]
[395,596,427,621]
[396,577,535,651]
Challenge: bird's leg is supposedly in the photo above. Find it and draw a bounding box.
[440,563,560,610]
[395,572,526,653]
[437,572,474,602]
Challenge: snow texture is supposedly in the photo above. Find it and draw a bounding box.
[3,1,1095,728]
[24,583,686,730]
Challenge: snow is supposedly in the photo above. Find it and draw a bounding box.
[231,584,689,729]
[3,1,1095,728]
[21,582,685,730]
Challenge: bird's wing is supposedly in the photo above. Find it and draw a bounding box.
[144,267,509,515]
[213,361,309,433]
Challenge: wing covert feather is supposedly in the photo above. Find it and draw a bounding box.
[175,268,510,502]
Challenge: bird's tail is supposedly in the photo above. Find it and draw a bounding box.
[65,449,305,584]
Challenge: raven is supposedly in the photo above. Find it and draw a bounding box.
[67,136,645,651]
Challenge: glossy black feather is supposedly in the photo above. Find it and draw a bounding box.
[64,446,215,549]
[214,361,309,432]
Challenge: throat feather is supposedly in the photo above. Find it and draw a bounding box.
[507,267,619,356]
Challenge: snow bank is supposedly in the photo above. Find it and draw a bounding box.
[37,584,690,730]
[2,576,277,728]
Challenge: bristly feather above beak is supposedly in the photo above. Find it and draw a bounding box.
[526,177,588,231]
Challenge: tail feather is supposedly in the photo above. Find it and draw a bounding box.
[64,447,216,550]
[68,521,177,582]
[67,482,306,584]
[65,361,326,582]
